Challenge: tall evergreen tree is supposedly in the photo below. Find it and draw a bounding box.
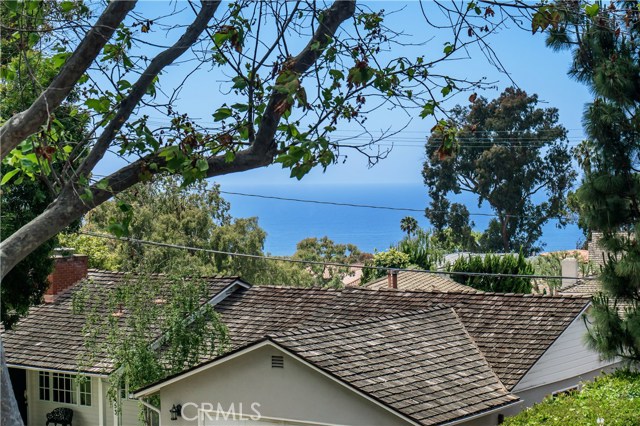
[540,1,640,362]
[422,87,575,255]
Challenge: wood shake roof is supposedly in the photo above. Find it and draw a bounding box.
[559,277,601,296]
[3,270,591,424]
[363,271,477,293]
[270,307,519,425]
[215,286,591,389]
[2,270,240,373]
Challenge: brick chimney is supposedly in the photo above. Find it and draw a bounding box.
[387,270,398,289]
[45,249,88,302]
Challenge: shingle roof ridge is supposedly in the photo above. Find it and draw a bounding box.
[87,269,240,281]
[254,284,593,299]
[268,304,453,339]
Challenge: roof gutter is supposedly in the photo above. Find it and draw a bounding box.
[439,399,523,426]
[7,364,109,378]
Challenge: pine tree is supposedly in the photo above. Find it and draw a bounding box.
[542,1,640,362]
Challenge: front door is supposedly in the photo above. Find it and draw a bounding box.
[8,367,27,424]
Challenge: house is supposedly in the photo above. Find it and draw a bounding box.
[362,270,476,292]
[2,254,250,426]
[3,256,620,426]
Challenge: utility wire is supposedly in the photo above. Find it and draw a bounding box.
[79,231,598,282]
[218,190,577,221]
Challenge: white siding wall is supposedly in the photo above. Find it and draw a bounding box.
[513,314,620,393]
[26,370,100,426]
[23,370,141,426]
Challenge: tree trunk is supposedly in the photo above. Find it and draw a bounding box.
[501,216,510,253]
[1,339,23,426]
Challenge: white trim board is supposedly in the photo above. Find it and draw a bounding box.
[7,364,108,378]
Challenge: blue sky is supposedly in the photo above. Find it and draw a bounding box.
[95,1,591,187]
[90,2,590,253]
[213,1,590,187]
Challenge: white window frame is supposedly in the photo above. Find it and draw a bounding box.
[38,371,92,406]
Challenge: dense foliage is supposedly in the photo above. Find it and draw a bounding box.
[0,1,89,329]
[504,370,640,426]
[538,1,640,362]
[422,87,575,255]
[292,236,366,287]
[448,252,533,293]
[361,249,411,283]
[0,182,55,329]
[73,270,228,413]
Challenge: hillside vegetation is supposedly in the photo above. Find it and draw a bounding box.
[504,371,640,426]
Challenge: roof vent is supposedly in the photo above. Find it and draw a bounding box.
[271,355,284,368]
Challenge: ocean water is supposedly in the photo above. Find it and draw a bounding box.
[216,183,583,256]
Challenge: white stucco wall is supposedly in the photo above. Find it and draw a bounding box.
[153,344,413,426]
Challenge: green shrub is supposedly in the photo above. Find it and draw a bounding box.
[448,251,533,293]
[504,370,640,426]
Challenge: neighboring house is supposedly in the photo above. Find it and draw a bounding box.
[363,270,476,293]
[2,255,250,426]
[4,256,620,426]
[559,278,601,296]
[135,286,618,426]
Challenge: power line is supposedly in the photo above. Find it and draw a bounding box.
[219,190,496,216]
[79,231,598,282]
[218,190,573,220]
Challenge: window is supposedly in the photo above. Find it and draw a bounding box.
[38,371,91,406]
[79,378,92,406]
[119,378,132,400]
[52,373,75,404]
[39,371,50,401]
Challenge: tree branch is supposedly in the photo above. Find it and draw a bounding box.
[75,0,221,177]
[0,0,137,160]
[0,0,356,281]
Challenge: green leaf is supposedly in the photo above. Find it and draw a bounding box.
[420,101,437,118]
[213,107,232,121]
[1,169,20,185]
[231,103,248,112]
[52,52,71,69]
[196,158,209,172]
[117,80,132,91]
[107,222,127,238]
[85,98,110,113]
[95,179,110,191]
[585,3,599,17]
[231,75,247,90]
[60,1,75,12]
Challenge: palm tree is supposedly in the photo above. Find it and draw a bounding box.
[400,216,418,238]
